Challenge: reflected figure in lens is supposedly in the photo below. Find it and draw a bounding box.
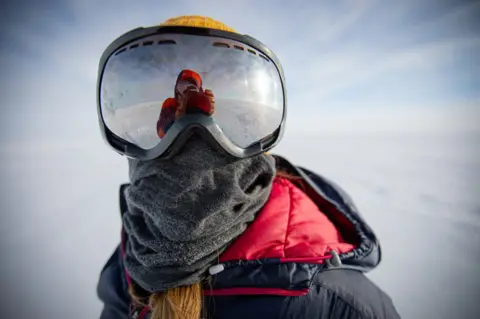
[157,69,215,138]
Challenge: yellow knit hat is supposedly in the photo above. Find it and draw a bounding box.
[160,15,237,33]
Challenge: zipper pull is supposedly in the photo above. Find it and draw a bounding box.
[326,250,342,268]
[209,264,225,275]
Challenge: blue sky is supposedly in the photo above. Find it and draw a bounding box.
[0,0,479,144]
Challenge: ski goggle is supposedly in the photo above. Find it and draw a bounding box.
[97,26,287,160]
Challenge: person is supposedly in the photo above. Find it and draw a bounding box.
[157,69,215,138]
[96,15,401,319]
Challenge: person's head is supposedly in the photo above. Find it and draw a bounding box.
[97,15,288,319]
[174,69,202,100]
[97,14,286,158]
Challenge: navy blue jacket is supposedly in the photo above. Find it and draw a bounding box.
[97,155,401,318]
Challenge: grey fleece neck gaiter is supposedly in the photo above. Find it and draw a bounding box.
[123,137,276,293]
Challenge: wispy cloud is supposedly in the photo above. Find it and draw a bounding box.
[312,0,379,44]
[297,35,480,104]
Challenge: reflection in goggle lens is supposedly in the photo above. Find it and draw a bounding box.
[100,33,284,150]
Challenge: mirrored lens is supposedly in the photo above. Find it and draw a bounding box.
[100,33,284,150]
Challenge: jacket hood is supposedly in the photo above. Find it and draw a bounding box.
[204,155,382,297]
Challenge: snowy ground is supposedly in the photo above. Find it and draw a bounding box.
[104,98,282,149]
[276,130,480,319]
[0,110,479,319]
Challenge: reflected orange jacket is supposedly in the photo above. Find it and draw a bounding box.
[156,98,177,138]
